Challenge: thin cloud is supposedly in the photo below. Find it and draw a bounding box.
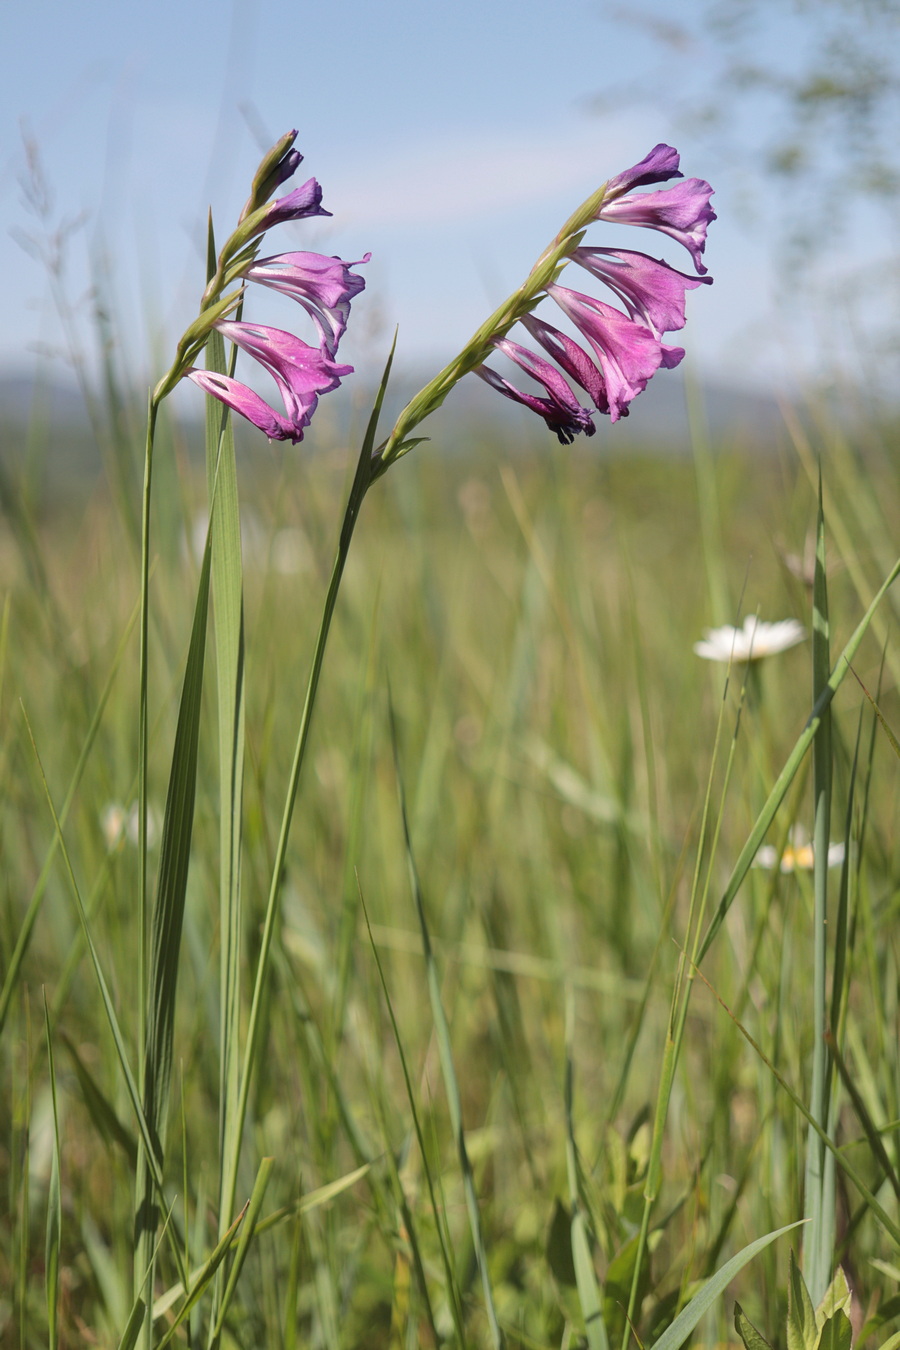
[325,117,658,231]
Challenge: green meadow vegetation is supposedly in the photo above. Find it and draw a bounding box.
[2,370,900,1347]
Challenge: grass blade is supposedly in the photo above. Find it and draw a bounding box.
[225,335,397,1227]
[804,470,835,1303]
[210,1156,273,1342]
[389,698,505,1350]
[697,551,900,964]
[42,991,61,1350]
[134,530,212,1311]
[649,1222,804,1350]
[203,322,247,1249]
[0,596,139,1039]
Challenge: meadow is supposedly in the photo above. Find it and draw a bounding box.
[2,365,900,1348]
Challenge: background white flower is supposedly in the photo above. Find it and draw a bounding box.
[694,615,806,663]
[753,827,845,873]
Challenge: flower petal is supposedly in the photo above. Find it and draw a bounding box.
[242,251,370,355]
[570,247,712,337]
[215,320,353,425]
[186,369,300,442]
[604,144,683,198]
[255,177,332,231]
[519,314,607,408]
[547,284,666,422]
[694,617,806,662]
[190,321,355,442]
[475,338,596,444]
[596,179,716,274]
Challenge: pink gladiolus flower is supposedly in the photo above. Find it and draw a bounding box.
[603,143,683,198]
[253,178,332,232]
[186,369,302,442]
[241,251,370,355]
[187,320,353,443]
[471,145,713,439]
[570,247,712,339]
[595,177,716,275]
[520,313,607,409]
[474,337,596,444]
[547,284,675,422]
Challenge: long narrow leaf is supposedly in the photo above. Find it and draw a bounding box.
[0,597,139,1038]
[211,1157,273,1342]
[153,1204,249,1344]
[225,335,397,1226]
[649,1222,804,1350]
[205,316,247,1247]
[360,885,463,1345]
[697,552,900,964]
[805,471,835,1304]
[134,531,212,1306]
[43,992,62,1350]
[389,698,504,1350]
[21,708,163,1191]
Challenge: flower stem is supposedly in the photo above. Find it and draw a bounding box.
[135,389,157,1343]
[376,177,612,470]
[220,429,374,1232]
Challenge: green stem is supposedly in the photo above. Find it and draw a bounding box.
[135,391,157,1345]
[804,472,834,1302]
[138,394,157,1086]
[378,177,613,468]
[220,436,374,1231]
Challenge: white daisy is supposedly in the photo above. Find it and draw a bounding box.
[753,827,845,873]
[693,615,806,663]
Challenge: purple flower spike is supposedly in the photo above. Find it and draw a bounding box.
[186,369,299,442]
[596,178,716,275]
[467,144,713,441]
[215,319,352,416]
[255,177,332,232]
[604,144,683,198]
[190,321,354,443]
[242,251,370,355]
[475,338,596,444]
[519,314,607,409]
[269,149,303,192]
[547,284,672,422]
[571,247,713,338]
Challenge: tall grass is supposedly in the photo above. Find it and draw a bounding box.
[2,376,900,1347]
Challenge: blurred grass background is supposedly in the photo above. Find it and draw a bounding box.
[2,373,900,1345]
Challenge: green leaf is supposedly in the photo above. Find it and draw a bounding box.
[815,1268,853,1350]
[152,1202,248,1342]
[203,322,247,1252]
[572,1206,609,1350]
[604,1232,650,1343]
[734,1302,774,1350]
[816,1266,852,1330]
[649,1221,804,1350]
[59,1030,137,1166]
[547,1199,577,1286]
[210,1157,273,1341]
[116,1299,147,1350]
[134,528,212,1302]
[816,1310,852,1350]
[788,1250,818,1350]
[43,995,61,1350]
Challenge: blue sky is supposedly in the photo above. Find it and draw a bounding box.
[1,0,889,397]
